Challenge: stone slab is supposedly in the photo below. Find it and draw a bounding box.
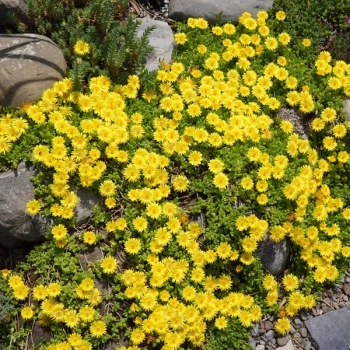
[277,340,296,350]
[136,17,174,72]
[305,306,350,350]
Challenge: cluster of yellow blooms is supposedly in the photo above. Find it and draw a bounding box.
[1,8,350,350]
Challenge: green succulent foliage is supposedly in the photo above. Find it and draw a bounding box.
[268,0,350,62]
[204,317,252,350]
[20,0,154,87]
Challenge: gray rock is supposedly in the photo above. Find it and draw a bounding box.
[256,345,265,350]
[305,306,350,350]
[343,284,350,296]
[257,235,290,276]
[136,17,173,72]
[305,340,312,350]
[27,324,51,348]
[264,321,274,331]
[278,108,308,139]
[277,336,290,347]
[79,246,103,271]
[250,323,259,336]
[299,327,308,337]
[0,162,99,248]
[277,340,296,350]
[343,295,348,302]
[266,330,275,341]
[0,162,38,248]
[0,0,30,28]
[169,0,274,24]
[294,318,303,326]
[0,34,66,107]
[344,99,350,121]
[249,340,256,349]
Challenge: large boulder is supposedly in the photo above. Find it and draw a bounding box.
[257,235,290,276]
[0,162,99,249]
[136,17,174,72]
[0,0,30,28]
[0,33,66,107]
[169,0,274,24]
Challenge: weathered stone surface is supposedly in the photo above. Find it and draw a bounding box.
[305,306,350,350]
[257,235,290,276]
[278,108,308,139]
[0,162,37,248]
[0,0,30,28]
[276,340,296,350]
[0,162,99,248]
[0,33,66,107]
[27,324,51,349]
[136,17,174,72]
[169,0,274,24]
[344,99,350,121]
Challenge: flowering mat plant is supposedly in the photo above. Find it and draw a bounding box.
[1,9,350,350]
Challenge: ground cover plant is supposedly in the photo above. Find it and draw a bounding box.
[4,0,154,90]
[1,7,350,350]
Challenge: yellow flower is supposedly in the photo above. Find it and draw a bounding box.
[21,306,34,319]
[90,320,107,338]
[131,329,145,345]
[172,175,190,192]
[174,33,187,45]
[125,238,142,254]
[73,40,90,55]
[276,11,286,20]
[47,283,61,297]
[275,317,291,335]
[83,231,97,245]
[133,216,148,232]
[33,284,48,301]
[100,256,118,274]
[99,180,116,197]
[302,38,311,47]
[215,316,228,329]
[213,173,229,189]
[282,274,299,291]
[26,199,41,215]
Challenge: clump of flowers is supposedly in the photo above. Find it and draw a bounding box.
[1,8,350,350]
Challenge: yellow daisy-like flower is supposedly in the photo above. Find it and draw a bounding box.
[73,40,90,55]
[302,38,311,47]
[125,238,142,254]
[21,306,34,320]
[276,11,286,21]
[174,33,187,45]
[100,256,118,274]
[213,173,229,189]
[83,231,97,245]
[90,320,107,338]
[275,317,291,335]
[26,199,41,215]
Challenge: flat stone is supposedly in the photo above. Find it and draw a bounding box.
[257,235,290,276]
[276,340,296,350]
[0,33,66,107]
[305,306,350,350]
[169,0,274,24]
[278,108,308,139]
[277,336,290,347]
[299,327,308,337]
[264,320,274,331]
[266,330,275,341]
[0,0,30,28]
[136,17,173,72]
[343,284,350,296]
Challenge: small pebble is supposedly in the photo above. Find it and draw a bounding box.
[339,302,345,308]
[344,295,349,302]
[277,336,289,347]
[346,277,350,283]
[264,321,273,331]
[256,345,265,350]
[294,318,303,326]
[266,330,274,341]
[343,284,350,296]
[290,326,296,335]
[249,340,256,348]
[299,327,307,337]
[271,338,276,345]
[305,340,312,350]
[259,329,266,336]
